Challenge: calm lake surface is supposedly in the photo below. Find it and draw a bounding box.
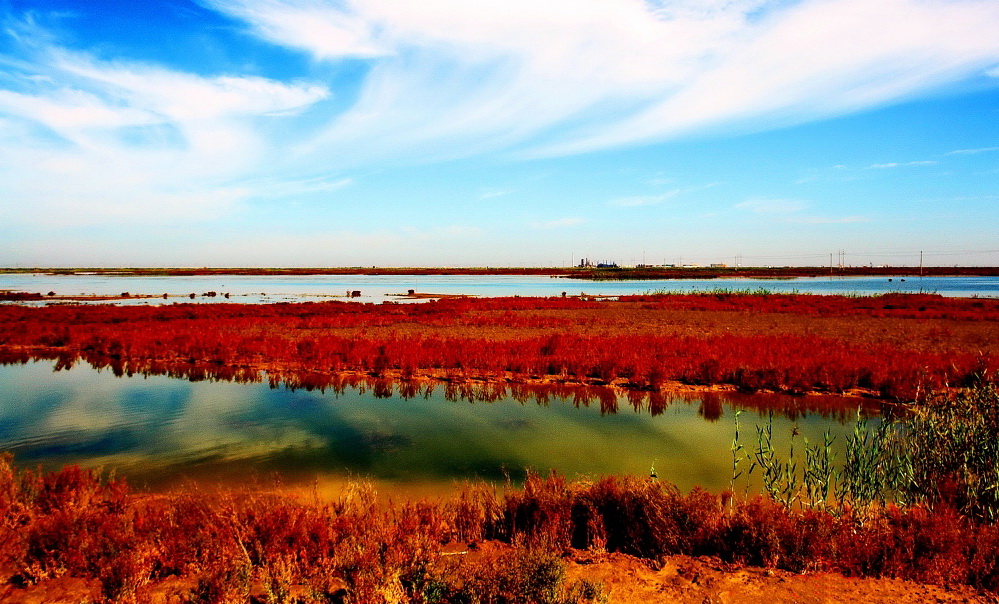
[0,361,880,497]
[2,273,999,305]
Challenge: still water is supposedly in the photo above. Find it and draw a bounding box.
[2,273,999,304]
[0,361,877,496]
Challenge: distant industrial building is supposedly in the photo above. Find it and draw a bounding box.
[578,258,618,269]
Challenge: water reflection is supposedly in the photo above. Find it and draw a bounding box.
[0,360,882,496]
[0,348,885,424]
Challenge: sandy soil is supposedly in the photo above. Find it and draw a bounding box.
[4,550,995,604]
[565,551,997,604]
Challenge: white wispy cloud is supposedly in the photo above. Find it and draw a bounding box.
[610,182,718,207]
[945,146,999,155]
[239,176,354,199]
[0,40,332,226]
[204,0,999,163]
[54,54,329,121]
[526,0,999,156]
[207,0,390,59]
[783,216,870,224]
[868,160,938,169]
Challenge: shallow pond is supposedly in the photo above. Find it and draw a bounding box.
[0,361,884,498]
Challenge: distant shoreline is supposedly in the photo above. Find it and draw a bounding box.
[3,265,999,279]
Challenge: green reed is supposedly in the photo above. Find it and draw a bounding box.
[736,384,999,521]
[749,413,798,508]
[905,385,999,520]
[645,286,781,296]
[730,409,745,508]
[744,414,835,511]
[803,429,836,510]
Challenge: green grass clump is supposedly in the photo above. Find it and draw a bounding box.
[742,385,999,521]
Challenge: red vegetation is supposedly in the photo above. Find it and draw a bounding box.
[3,456,999,603]
[1,293,997,401]
[619,291,999,321]
[0,291,43,301]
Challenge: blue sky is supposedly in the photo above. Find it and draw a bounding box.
[1,0,998,267]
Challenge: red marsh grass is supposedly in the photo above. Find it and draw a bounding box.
[0,293,996,401]
[3,452,999,603]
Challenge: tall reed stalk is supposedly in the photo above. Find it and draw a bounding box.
[803,429,836,510]
[736,385,999,521]
[749,413,799,508]
[729,409,745,511]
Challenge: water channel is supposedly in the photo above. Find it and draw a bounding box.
[3,273,999,305]
[0,360,883,498]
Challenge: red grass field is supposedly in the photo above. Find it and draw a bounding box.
[1,292,997,401]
